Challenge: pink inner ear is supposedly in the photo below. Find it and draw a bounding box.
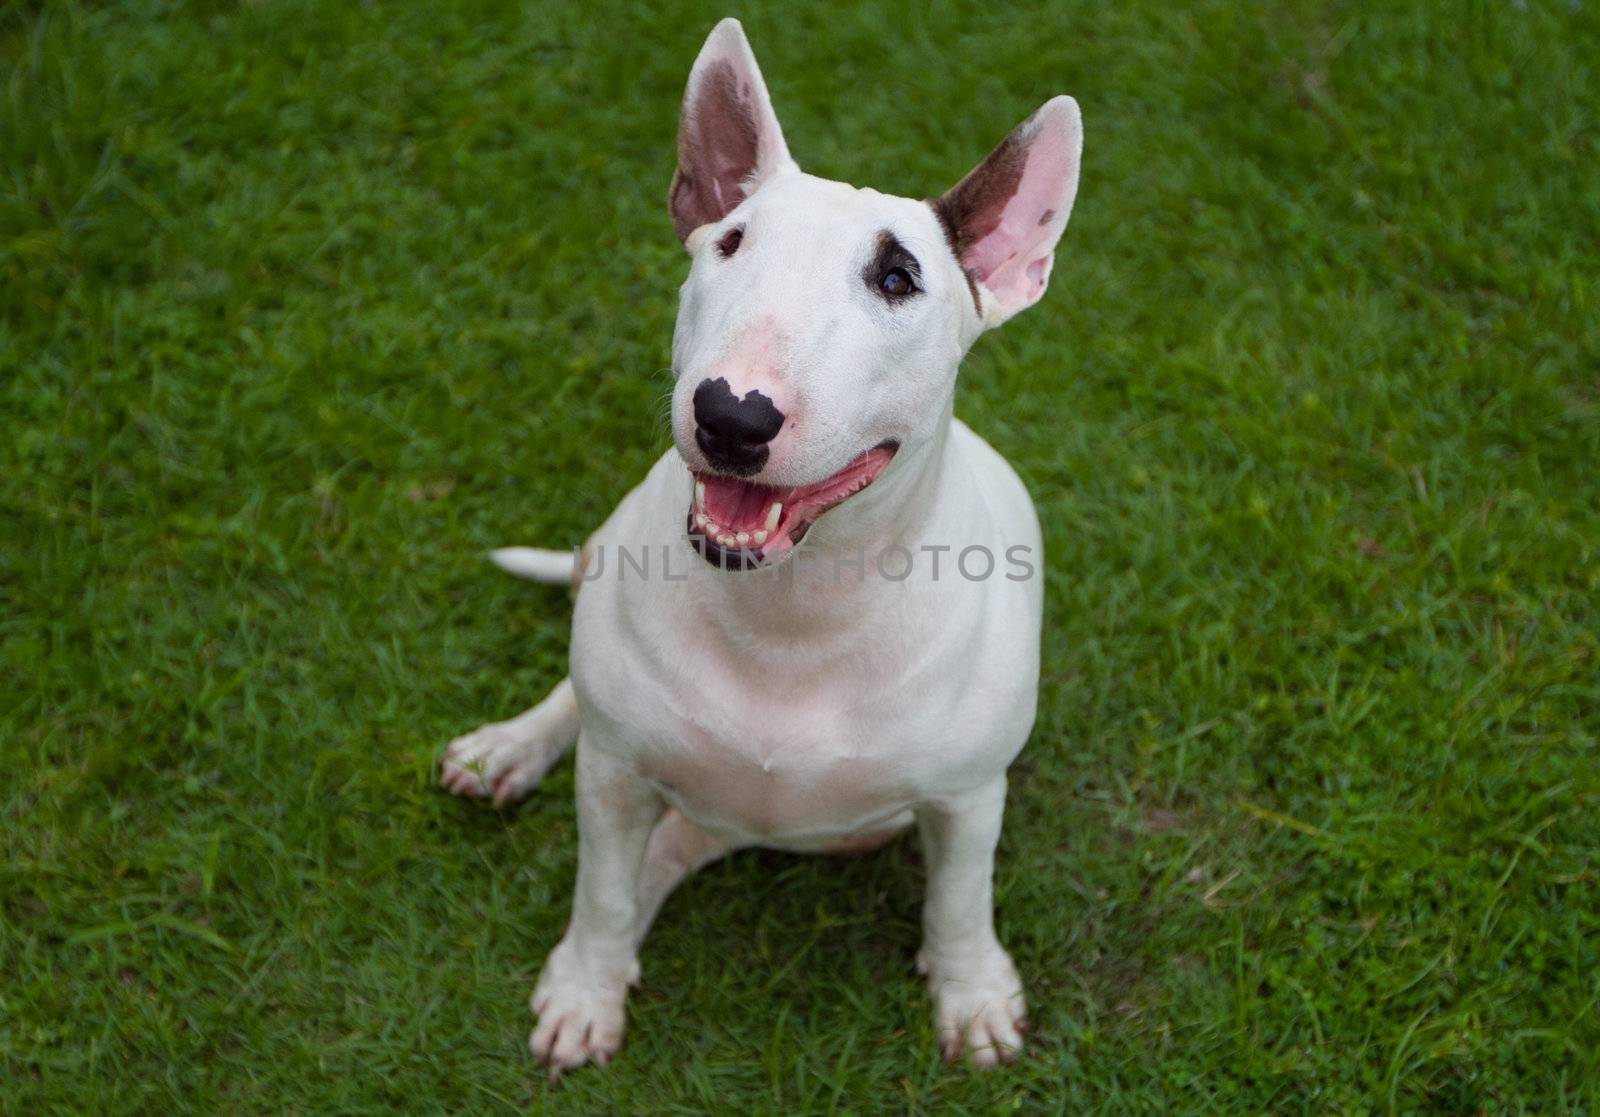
[964,123,1075,299]
[671,61,763,239]
[697,65,761,213]
[670,21,794,243]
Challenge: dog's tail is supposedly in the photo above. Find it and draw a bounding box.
[487,547,577,585]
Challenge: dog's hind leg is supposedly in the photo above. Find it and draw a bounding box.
[632,809,734,946]
[440,677,580,805]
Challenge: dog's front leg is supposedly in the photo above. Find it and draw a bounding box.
[915,777,1027,1068]
[529,736,663,1076]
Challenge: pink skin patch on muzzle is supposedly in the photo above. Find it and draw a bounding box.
[688,443,898,569]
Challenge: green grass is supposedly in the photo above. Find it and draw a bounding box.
[3,1,1597,1112]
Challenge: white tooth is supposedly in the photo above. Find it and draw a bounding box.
[753,530,767,545]
[695,514,708,529]
[765,503,782,532]
[695,481,706,509]
[736,532,750,545]
[719,534,736,548]
[705,521,719,536]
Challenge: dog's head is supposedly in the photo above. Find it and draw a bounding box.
[668,19,1082,569]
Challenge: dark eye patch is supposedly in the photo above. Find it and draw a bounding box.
[863,230,922,303]
[716,226,744,257]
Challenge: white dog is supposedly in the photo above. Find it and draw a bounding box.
[441,17,1082,1075]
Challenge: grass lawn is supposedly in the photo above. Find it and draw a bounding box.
[4,1,1598,1112]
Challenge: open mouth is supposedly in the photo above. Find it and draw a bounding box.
[687,441,899,569]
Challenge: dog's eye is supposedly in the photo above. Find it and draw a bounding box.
[716,227,744,257]
[879,267,915,297]
[864,232,922,303]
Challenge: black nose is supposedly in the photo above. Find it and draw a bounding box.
[692,377,785,475]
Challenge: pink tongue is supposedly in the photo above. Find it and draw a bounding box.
[702,478,778,533]
[698,447,896,536]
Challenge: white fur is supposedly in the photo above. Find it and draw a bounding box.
[488,546,576,584]
[440,17,1082,1075]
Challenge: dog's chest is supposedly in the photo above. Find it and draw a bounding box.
[641,706,916,843]
[575,625,945,843]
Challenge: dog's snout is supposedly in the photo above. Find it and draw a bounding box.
[692,377,785,475]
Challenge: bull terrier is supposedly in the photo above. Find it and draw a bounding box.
[440,16,1082,1075]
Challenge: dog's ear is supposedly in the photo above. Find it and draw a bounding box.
[933,96,1082,326]
[669,18,796,247]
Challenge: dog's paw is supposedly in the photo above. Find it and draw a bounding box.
[918,943,1027,1068]
[528,939,638,1078]
[439,721,552,805]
